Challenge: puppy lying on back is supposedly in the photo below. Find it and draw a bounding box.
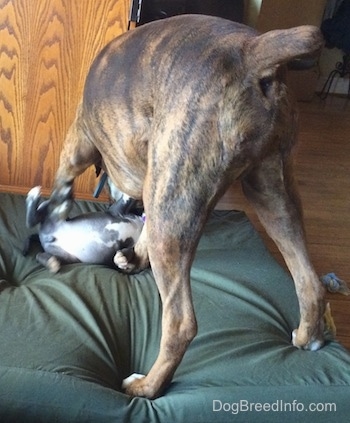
[24,186,144,273]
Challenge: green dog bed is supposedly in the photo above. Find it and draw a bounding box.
[0,192,349,422]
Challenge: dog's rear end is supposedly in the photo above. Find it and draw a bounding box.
[45,15,325,398]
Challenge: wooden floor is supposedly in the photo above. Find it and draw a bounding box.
[217,95,350,351]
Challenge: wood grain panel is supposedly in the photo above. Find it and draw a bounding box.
[0,0,129,198]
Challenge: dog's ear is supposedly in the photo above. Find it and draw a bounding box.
[247,25,324,72]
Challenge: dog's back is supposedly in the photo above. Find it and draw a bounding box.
[46,15,325,397]
[82,15,321,202]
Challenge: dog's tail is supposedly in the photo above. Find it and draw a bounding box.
[26,186,45,228]
[247,25,324,72]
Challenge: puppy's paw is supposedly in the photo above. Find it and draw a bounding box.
[114,250,136,272]
[27,186,42,199]
[36,253,61,274]
[114,251,129,269]
[47,256,61,274]
[292,329,324,351]
[26,186,43,228]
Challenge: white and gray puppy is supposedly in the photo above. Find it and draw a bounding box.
[25,186,144,273]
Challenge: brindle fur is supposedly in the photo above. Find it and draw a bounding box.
[47,15,325,398]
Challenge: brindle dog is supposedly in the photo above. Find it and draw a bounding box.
[46,15,325,398]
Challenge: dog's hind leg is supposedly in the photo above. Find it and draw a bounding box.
[241,151,325,351]
[121,159,219,398]
[122,216,199,398]
[50,103,101,207]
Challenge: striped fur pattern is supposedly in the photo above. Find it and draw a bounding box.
[46,15,325,398]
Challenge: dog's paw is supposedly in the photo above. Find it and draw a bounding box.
[26,186,43,228]
[122,373,149,397]
[292,329,324,351]
[47,256,61,274]
[122,373,146,390]
[122,373,161,398]
[27,186,42,199]
[36,253,61,274]
[114,250,136,272]
[114,251,129,269]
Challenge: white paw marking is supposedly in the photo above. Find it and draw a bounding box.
[114,251,129,270]
[291,330,323,351]
[47,256,61,274]
[122,373,145,389]
[27,186,41,199]
[307,339,323,352]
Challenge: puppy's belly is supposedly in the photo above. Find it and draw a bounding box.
[40,220,142,264]
[41,231,117,264]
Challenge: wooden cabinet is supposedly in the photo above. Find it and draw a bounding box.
[0,0,129,198]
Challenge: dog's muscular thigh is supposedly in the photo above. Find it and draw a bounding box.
[81,19,258,199]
